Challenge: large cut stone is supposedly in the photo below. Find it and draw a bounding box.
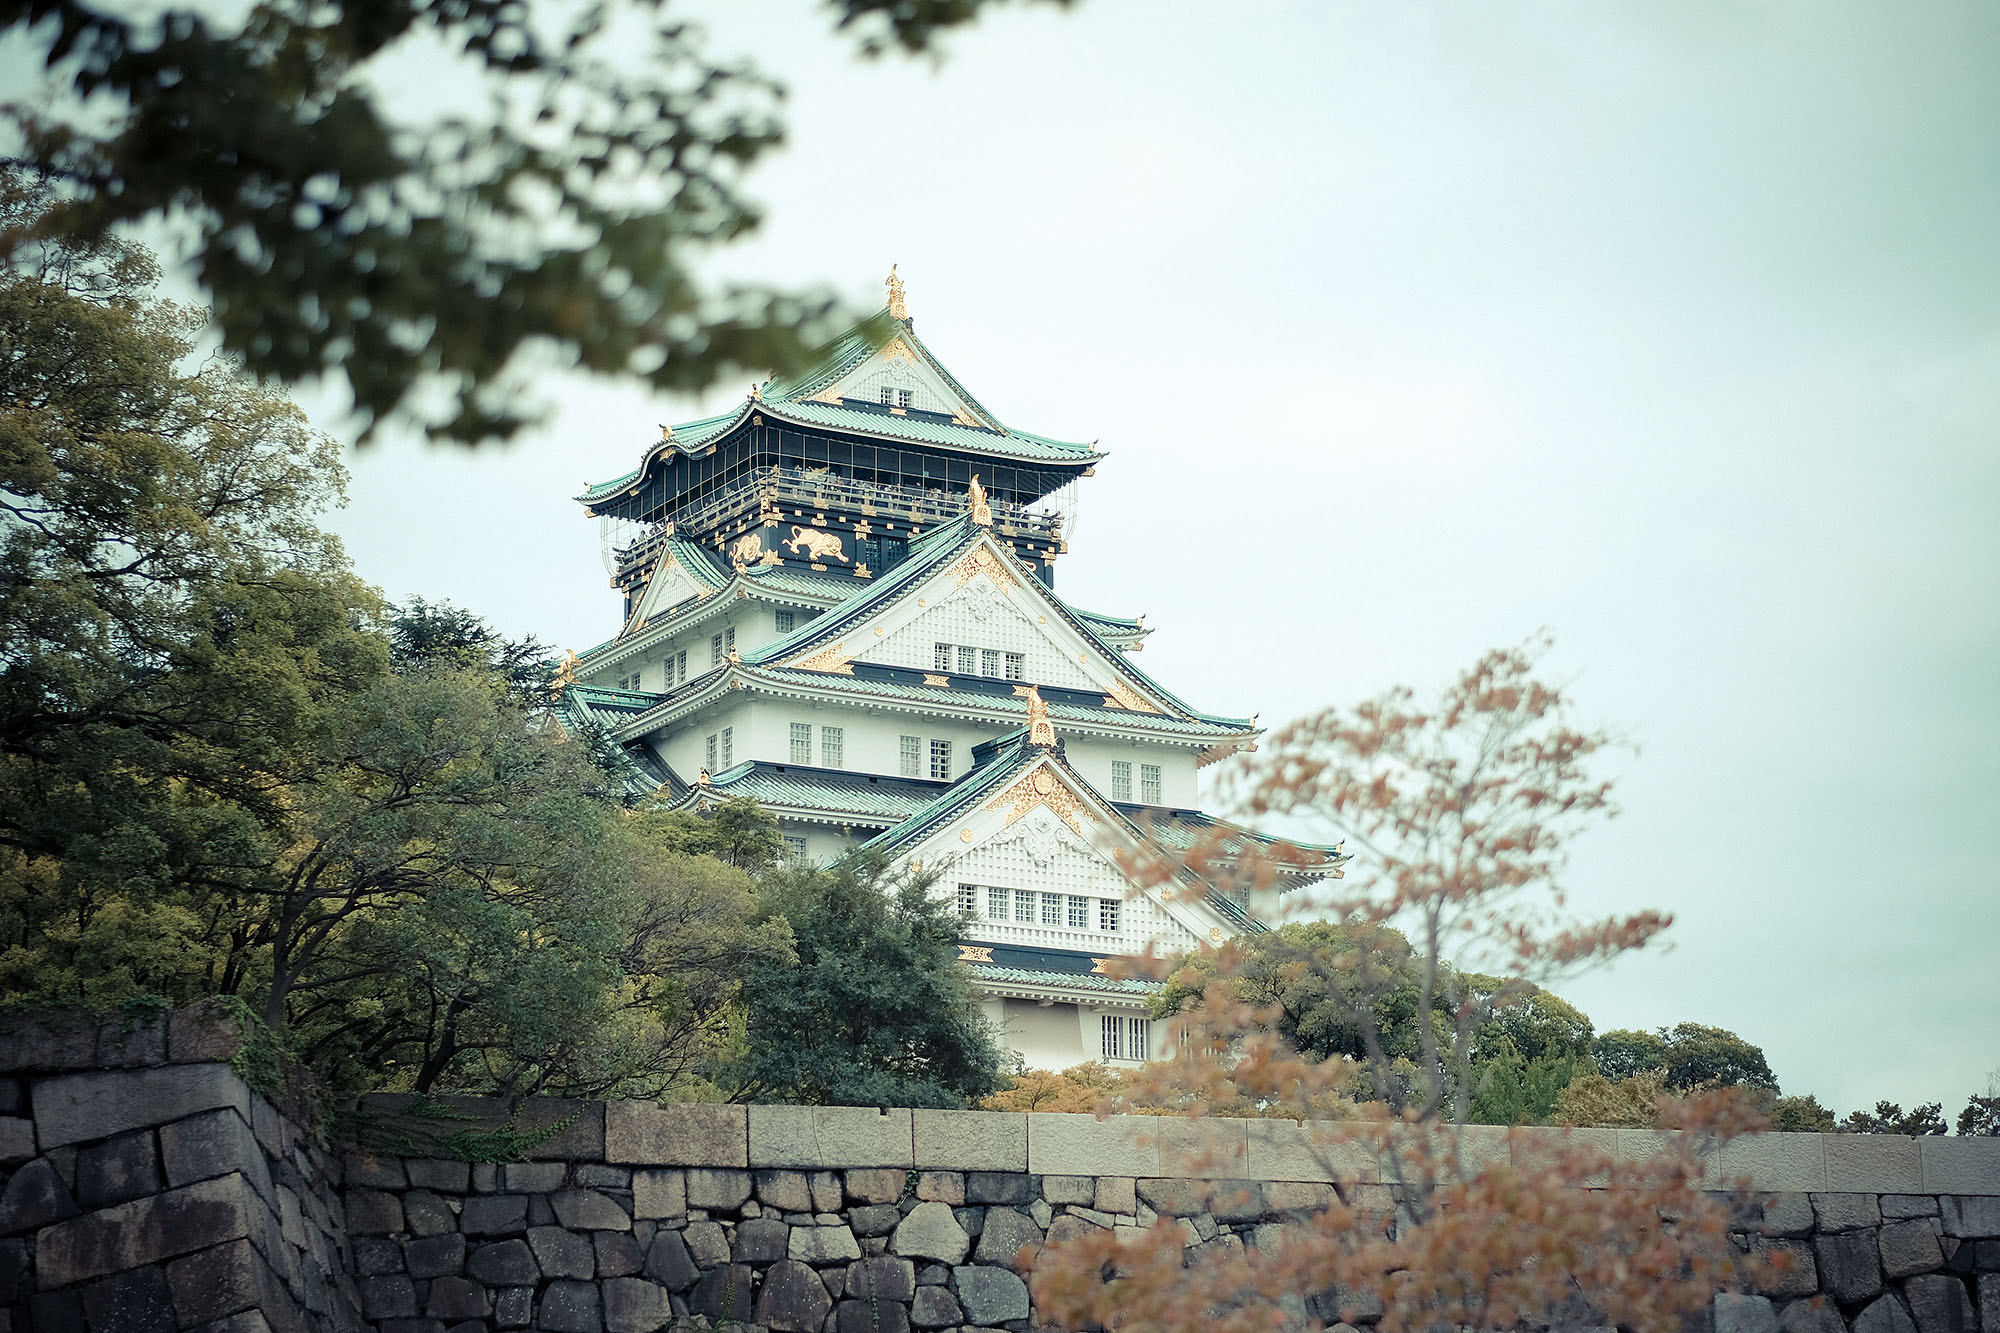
[839,1295,914,1333]
[790,1223,861,1264]
[538,1278,603,1332]
[1714,1293,1778,1333]
[1904,1275,1975,1333]
[408,1232,469,1279]
[602,1276,672,1333]
[33,1064,248,1148]
[1881,1221,1946,1278]
[755,1258,835,1332]
[407,1158,472,1193]
[911,1285,962,1328]
[604,1101,746,1167]
[974,1206,1044,1267]
[357,1273,418,1321]
[467,1238,537,1286]
[36,1173,252,1286]
[529,1224,595,1280]
[1979,1275,2000,1333]
[0,1157,76,1234]
[1749,1240,1818,1298]
[845,1255,917,1303]
[552,1189,631,1231]
[1942,1198,2000,1239]
[427,1275,491,1320]
[690,1263,756,1323]
[952,1264,1031,1324]
[686,1167,752,1212]
[167,1238,289,1325]
[1778,1298,1846,1333]
[75,1129,161,1208]
[595,1231,643,1278]
[461,1193,529,1235]
[1817,1230,1885,1304]
[644,1229,700,1291]
[1815,1195,1885,1233]
[683,1219,729,1268]
[965,1172,1033,1206]
[404,1188,456,1237]
[756,1169,812,1212]
[1853,1295,1918,1333]
[846,1168,906,1205]
[733,1216,790,1263]
[631,1169,685,1220]
[79,1264,176,1333]
[892,1200,970,1265]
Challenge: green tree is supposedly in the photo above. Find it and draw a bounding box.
[1,0,1065,443]
[1767,1094,1837,1132]
[1592,1022,1776,1094]
[720,852,1004,1108]
[1593,1028,1670,1082]
[389,598,558,710]
[1842,1101,1948,1135]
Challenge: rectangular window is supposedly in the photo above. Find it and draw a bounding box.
[896,387,914,409]
[934,642,952,672]
[957,884,977,917]
[957,645,978,674]
[930,739,952,780]
[987,886,1010,920]
[1040,892,1061,926]
[1110,760,1132,802]
[1099,899,1121,933]
[820,725,843,769]
[1004,652,1025,681]
[675,650,687,684]
[724,625,736,655]
[900,735,922,777]
[706,734,717,772]
[710,633,723,665]
[1101,1015,1151,1062]
[790,722,813,765]
[721,727,733,767]
[783,835,808,864]
[1141,763,1162,804]
[880,386,894,405]
[776,609,795,634]
[980,648,1002,677]
[1015,891,1037,924]
[1067,895,1089,929]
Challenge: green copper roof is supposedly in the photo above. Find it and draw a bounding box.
[964,963,1162,996]
[748,667,1250,739]
[686,760,947,824]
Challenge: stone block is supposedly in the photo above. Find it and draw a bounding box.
[528,1225,595,1280]
[1904,1274,1974,1333]
[838,1294,912,1333]
[0,1010,109,1072]
[1923,1140,2000,1195]
[168,1006,241,1064]
[1749,1239,1819,1298]
[1778,1298,1846,1333]
[1882,1220,1946,1278]
[1041,1174,1094,1206]
[753,1168,811,1212]
[1827,1136,1925,1193]
[845,1255,916,1303]
[644,1229,699,1291]
[689,1264,755,1323]
[809,1170,841,1212]
[461,1194,528,1236]
[0,1237,27,1301]
[964,1171,1031,1205]
[790,1224,862,1265]
[1815,1193,1885,1232]
[912,1109,1026,1172]
[1816,1230,1885,1304]
[538,1278,602,1332]
[494,1285,533,1329]
[0,1157,76,1235]
[628,1169,683,1222]
[974,1205,1043,1267]
[1886,1195,1943,1219]
[910,1285,961,1328]
[168,1238,290,1326]
[1762,1193,1817,1237]
[1941,1197,2000,1239]
[37,1173,254,1286]
[161,1108,273,1213]
[1154,1117,1250,1179]
[1979,1275,2000,1333]
[552,1189,631,1231]
[574,1164,629,1190]
[951,1263,1030,1324]
[1265,1181,1336,1215]
[504,1162,566,1193]
[733,1217,790,1263]
[604,1101,746,1167]
[426,1275,490,1320]
[1028,1112,1161,1178]
[1244,1119,1379,1184]
[355,1236,404,1276]
[33,1064,249,1149]
[1137,1177,1212,1216]
[850,1203,901,1236]
[749,1105,913,1169]
[345,1153,408,1189]
[682,1220,728,1268]
[914,1170,964,1205]
[346,1189,405,1235]
[408,1233,468,1280]
[602,1276,671,1333]
[756,1258,834,1332]
[1093,1175,1137,1214]
[404,1189,457,1237]
[1715,1292,1778,1333]
[1854,1294,1918,1333]
[847,1167,908,1205]
[594,1232,642,1278]
[892,1201,970,1264]
[1716,1136,1829,1193]
[80,1264,177,1333]
[1210,1180,1268,1223]
[0,1118,33,1165]
[686,1167,751,1212]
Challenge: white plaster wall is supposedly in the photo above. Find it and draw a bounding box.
[996,999,1088,1071]
[1061,737,1201,808]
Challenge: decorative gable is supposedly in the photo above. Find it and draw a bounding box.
[803,334,997,429]
[625,549,709,631]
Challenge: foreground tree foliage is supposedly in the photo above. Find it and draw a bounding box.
[1031,641,1770,1333]
[1,0,1068,443]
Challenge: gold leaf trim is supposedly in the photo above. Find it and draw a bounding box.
[1103,679,1161,714]
[950,545,1017,592]
[957,944,993,963]
[790,641,853,675]
[984,765,1084,834]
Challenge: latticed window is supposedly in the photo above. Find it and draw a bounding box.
[957,645,978,674]
[980,649,1002,677]
[987,886,1010,920]
[721,727,733,767]
[790,722,813,764]
[1110,761,1132,802]
[1004,653,1025,681]
[1014,891,1037,923]
[1067,895,1089,929]
[1141,763,1162,804]
[880,386,894,405]
[724,626,736,654]
[1040,893,1061,926]
[673,650,687,684]
[821,726,843,768]
[784,835,809,864]
[1101,1015,1151,1062]
[934,642,952,671]
[710,633,723,665]
[900,735,922,777]
[705,734,717,771]
[776,610,794,634]
[957,884,977,916]
[1099,899,1121,932]
[930,739,951,780]
[897,388,914,409]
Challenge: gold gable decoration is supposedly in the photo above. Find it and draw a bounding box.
[985,766,1084,834]
[882,335,920,366]
[967,475,993,527]
[789,641,854,675]
[1102,679,1161,714]
[956,944,993,963]
[950,545,1018,592]
[1021,685,1057,749]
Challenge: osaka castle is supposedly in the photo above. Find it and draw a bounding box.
[560,269,1342,1071]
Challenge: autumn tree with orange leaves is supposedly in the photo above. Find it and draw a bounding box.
[1030,639,1776,1333]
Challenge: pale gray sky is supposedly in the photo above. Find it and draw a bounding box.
[310,0,1998,1115]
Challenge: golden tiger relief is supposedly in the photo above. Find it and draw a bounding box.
[784,525,848,563]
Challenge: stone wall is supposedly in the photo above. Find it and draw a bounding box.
[4,1012,1999,1333]
[0,1005,360,1333]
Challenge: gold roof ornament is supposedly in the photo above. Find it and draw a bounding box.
[551,651,580,692]
[1023,685,1057,749]
[696,767,711,787]
[750,380,762,402]
[658,423,674,441]
[885,264,908,321]
[967,474,993,527]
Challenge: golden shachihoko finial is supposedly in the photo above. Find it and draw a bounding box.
[1024,685,1056,749]
[885,264,908,321]
[967,474,992,526]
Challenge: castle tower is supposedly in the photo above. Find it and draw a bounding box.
[563,273,1342,1069]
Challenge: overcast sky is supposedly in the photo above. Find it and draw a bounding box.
[309,0,2000,1117]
